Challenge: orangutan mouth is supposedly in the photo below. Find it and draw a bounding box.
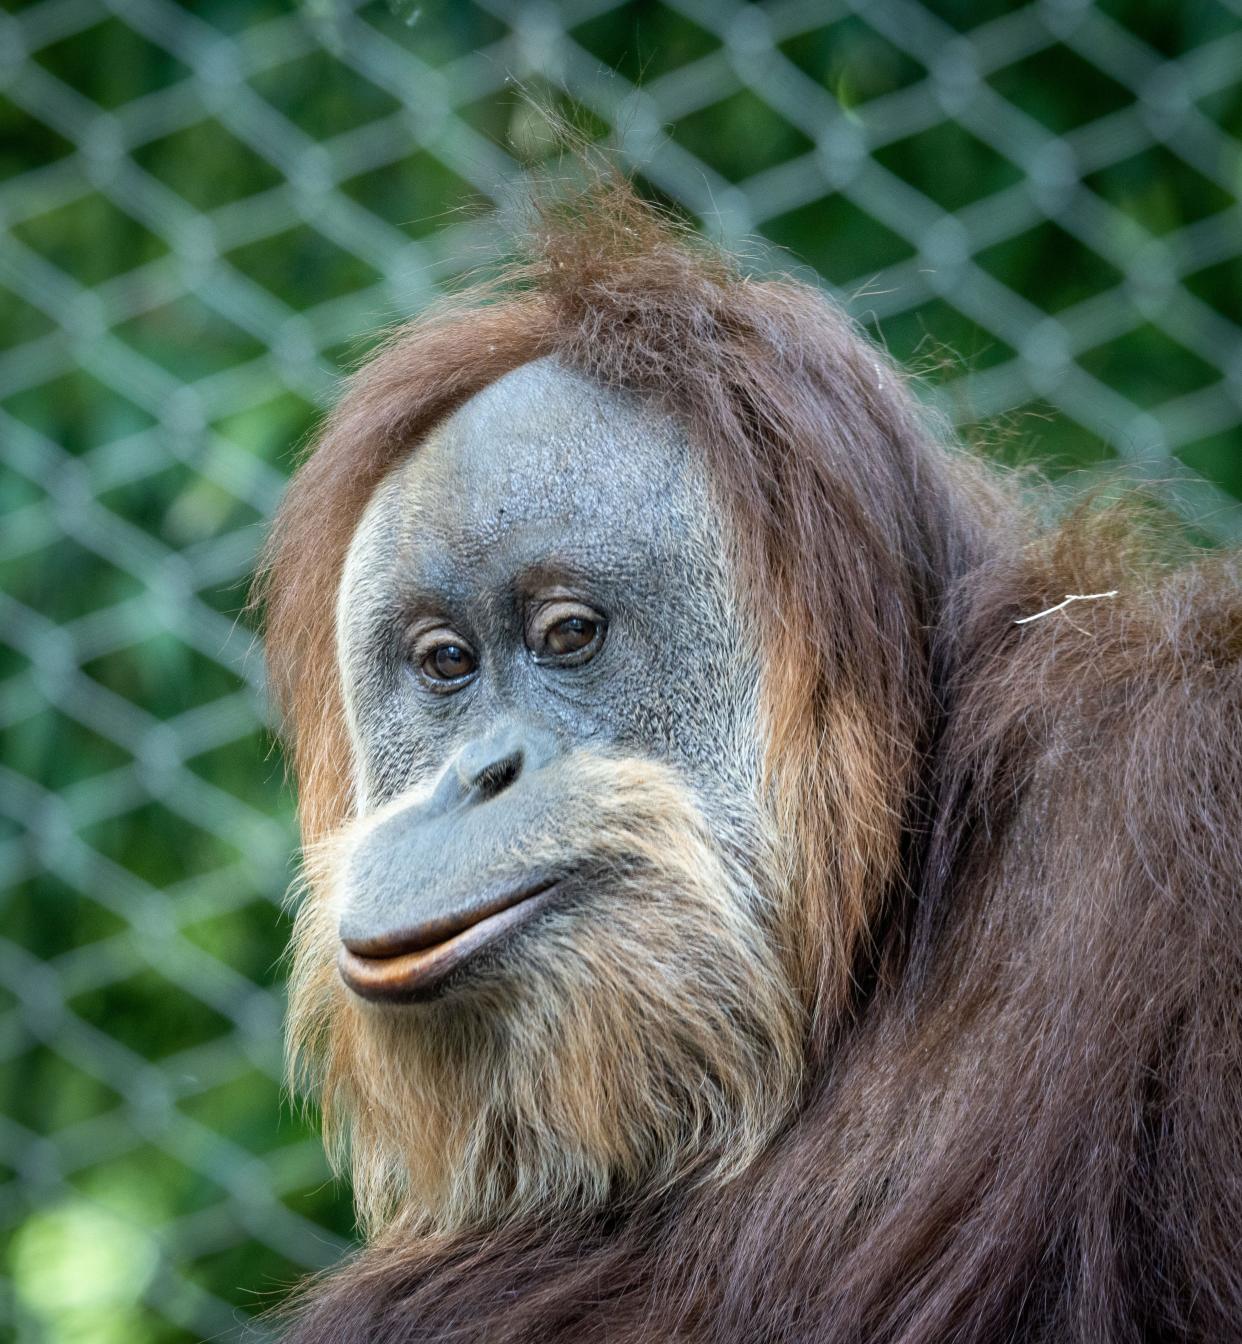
[337,877,562,1002]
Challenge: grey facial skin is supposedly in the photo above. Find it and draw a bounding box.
[333,358,760,1001]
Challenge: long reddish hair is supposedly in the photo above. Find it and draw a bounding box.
[264,175,1242,1343]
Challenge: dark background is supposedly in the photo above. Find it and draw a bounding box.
[2,0,1240,1338]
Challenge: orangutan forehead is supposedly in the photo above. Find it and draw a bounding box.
[367,358,714,583]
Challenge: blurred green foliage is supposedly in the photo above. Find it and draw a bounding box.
[2,0,1239,1339]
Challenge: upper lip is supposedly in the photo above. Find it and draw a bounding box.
[337,876,561,1003]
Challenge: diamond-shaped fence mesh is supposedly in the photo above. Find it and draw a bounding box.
[2,0,1240,1338]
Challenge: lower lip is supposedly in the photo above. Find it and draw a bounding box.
[337,882,560,1003]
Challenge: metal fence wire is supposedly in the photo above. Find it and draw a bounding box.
[2,0,1240,1338]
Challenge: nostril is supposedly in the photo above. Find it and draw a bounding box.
[470,750,522,800]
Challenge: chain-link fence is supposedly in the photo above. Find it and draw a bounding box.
[2,0,1240,1339]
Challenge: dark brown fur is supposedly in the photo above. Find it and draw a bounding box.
[262,176,1242,1343]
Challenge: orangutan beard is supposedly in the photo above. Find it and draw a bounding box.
[285,753,804,1236]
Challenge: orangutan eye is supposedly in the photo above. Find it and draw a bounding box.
[547,617,596,654]
[529,604,605,664]
[416,637,477,688]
